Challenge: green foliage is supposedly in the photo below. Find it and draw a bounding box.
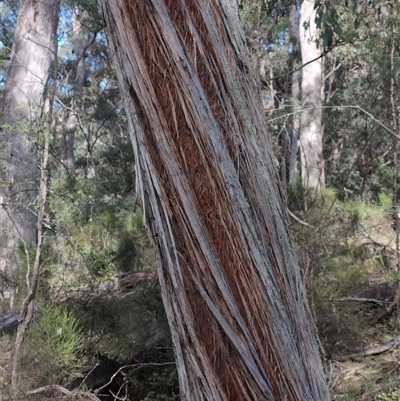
[378,191,393,208]
[284,172,400,397]
[22,304,84,386]
[85,248,116,279]
[126,365,178,401]
[2,1,400,399]
[75,282,169,362]
[388,271,400,284]
[47,159,154,288]
[286,173,315,211]
[314,0,342,49]
[286,184,398,362]
[377,387,400,401]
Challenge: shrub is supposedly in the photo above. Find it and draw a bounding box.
[21,304,84,387]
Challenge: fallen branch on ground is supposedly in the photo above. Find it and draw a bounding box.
[334,297,389,306]
[333,334,400,361]
[27,384,101,400]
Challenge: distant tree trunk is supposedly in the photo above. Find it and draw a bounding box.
[299,0,325,189]
[100,1,330,400]
[0,0,60,274]
[289,4,301,184]
[59,4,87,174]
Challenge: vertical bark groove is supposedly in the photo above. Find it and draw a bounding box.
[100,0,330,399]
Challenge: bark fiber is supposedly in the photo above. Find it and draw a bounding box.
[100,0,330,399]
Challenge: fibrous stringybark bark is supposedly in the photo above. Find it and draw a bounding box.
[100,1,330,400]
[0,0,60,276]
[299,0,325,189]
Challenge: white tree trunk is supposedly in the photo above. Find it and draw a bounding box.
[299,0,325,189]
[0,0,60,274]
[100,0,330,400]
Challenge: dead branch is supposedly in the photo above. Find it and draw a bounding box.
[334,334,400,361]
[94,362,176,394]
[27,384,101,400]
[27,384,72,396]
[287,209,311,227]
[334,297,389,306]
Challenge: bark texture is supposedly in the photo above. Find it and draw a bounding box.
[299,0,325,189]
[59,4,87,174]
[0,0,60,274]
[289,4,301,184]
[100,0,330,400]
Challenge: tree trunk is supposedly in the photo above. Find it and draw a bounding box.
[289,4,301,184]
[100,1,330,400]
[299,0,325,189]
[59,4,87,174]
[0,0,60,274]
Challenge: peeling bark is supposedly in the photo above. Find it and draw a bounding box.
[0,0,60,274]
[299,0,325,189]
[100,1,330,400]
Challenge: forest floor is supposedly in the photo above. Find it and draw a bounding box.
[287,188,400,400]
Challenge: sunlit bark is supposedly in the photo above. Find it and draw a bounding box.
[299,0,325,189]
[100,0,330,399]
[0,0,60,275]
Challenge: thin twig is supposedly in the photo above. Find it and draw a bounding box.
[287,209,310,227]
[268,104,400,140]
[94,362,176,394]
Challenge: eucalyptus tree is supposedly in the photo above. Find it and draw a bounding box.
[59,3,88,174]
[0,0,61,281]
[289,3,301,184]
[0,1,18,96]
[299,0,324,189]
[100,0,330,400]
[321,0,400,200]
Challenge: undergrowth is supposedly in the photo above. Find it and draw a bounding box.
[287,181,400,399]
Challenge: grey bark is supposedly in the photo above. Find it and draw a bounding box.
[59,4,87,174]
[289,4,301,184]
[11,2,59,386]
[100,0,330,400]
[299,0,325,189]
[0,0,60,275]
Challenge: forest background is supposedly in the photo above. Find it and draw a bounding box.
[0,0,400,400]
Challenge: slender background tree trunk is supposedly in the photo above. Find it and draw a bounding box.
[59,4,87,175]
[299,0,325,189]
[289,4,301,184]
[100,1,330,400]
[0,0,60,276]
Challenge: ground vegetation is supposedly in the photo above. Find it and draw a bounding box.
[0,0,400,400]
